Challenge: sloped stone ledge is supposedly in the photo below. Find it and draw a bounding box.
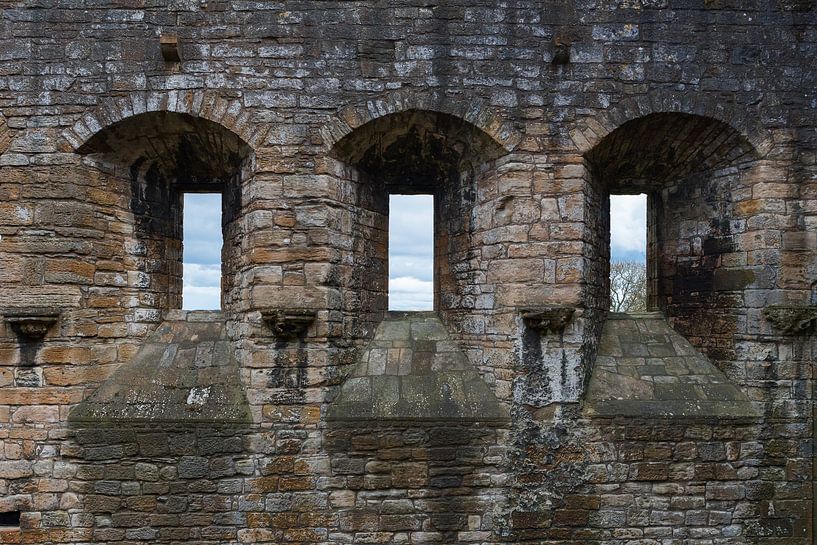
[69,311,250,425]
[584,312,760,420]
[328,312,508,423]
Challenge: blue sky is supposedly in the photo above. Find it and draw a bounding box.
[609,194,647,262]
[182,193,647,310]
[388,195,434,310]
[182,194,222,310]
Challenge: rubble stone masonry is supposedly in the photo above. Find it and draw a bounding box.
[0,1,815,544]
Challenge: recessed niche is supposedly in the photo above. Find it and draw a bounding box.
[0,510,21,527]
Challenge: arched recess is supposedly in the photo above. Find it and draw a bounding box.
[62,90,265,153]
[584,111,763,362]
[77,111,253,312]
[570,94,773,159]
[327,109,508,341]
[324,110,512,540]
[321,90,521,155]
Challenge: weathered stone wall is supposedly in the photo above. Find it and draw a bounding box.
[0,1,815,544]
[54,423,510,544]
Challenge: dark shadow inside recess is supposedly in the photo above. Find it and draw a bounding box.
[0,510,21,527]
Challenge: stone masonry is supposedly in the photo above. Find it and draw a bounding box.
[0,2,815,544]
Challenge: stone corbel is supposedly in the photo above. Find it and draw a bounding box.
[4,308,61,341]
[520,306,575,335]
[762,305,817,335]
[261,309,316,339]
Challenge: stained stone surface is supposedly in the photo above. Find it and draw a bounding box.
[69,311,250,424]
[328,312,508,421]
[584,312,759,419]
[0,3,812,543]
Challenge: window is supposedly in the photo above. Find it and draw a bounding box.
[388,194,434,311]
[609,194,647,312]
[182,193,223,310]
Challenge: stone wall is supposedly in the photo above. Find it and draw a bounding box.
[0,1,815,544]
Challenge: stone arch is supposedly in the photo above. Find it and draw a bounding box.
[61,90,266,153]
[330,109,508,189]
[584,112,758,191]
[321,89,522,155]
[570,92,773,159]
[74,110,253,183]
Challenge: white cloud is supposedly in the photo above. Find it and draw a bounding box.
[389,194,434,259]
[183,263,221,309]
[389,276,434,311]
[183,286,221,310]
[389,195,434,309]
[183,263,221,288]
[182,194,222,310]
[610,194,646,259]
[389,255,434,282]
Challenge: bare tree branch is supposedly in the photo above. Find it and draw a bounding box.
[610,260,647,312]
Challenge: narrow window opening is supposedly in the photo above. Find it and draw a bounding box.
[182,193,223,310]
[609,194,648,313]
[0,510,21,527]
[388,194,434,311]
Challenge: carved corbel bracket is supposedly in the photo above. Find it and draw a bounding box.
[762,305,817,335]
[261,309,316,339]
[4,309,61,341]
[520,306,575,335]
